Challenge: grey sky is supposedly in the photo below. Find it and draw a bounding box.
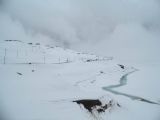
[0,0,160,62]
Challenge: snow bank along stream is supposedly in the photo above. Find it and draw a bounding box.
[102,69,160,105]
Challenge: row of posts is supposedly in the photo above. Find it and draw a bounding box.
[2,48,70,64]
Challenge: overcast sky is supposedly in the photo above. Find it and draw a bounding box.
[0,0,160,62]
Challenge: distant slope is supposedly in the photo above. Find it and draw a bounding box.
[0,39,137,120]
[0,40,112,64]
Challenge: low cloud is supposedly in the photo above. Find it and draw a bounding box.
[0,0,160,62]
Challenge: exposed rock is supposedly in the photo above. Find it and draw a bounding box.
[73,99,102,113]
[73,99,117,114]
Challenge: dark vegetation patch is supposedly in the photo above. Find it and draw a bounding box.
[90,80,96,84]
[100,71,104,74]
[5,40,22,43]
[118,64,125,69]
[86,59,98,62]
[28,43,33,45]
[35,43,40,45]
[17,72,22,75]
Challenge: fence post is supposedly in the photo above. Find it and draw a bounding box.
[5,48,6,56]
[4,48,7,64]
[66,58,69,63]
[17,49,19,58]
[4,56,5,64]
[44,55,45,64]
[59,57,60,64]
[25,50,27,56]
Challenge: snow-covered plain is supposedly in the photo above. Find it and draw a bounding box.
[0,40,160,120]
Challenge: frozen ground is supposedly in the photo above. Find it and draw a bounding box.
[0,40,160,120]
[103,63,160,120]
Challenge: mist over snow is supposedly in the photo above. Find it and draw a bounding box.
[0,0,160,62]
[1,1,160,120]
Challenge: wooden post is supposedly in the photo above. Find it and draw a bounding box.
[17,49,19,58]
[59,57,60,64]
[66,58,69,63]
[25,50,27,56]
[5,48,6,56]
[4,48,7,64]
[4,56,5,64]
[44,55,45,64]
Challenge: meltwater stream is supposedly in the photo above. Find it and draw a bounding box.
[102,69,160,105]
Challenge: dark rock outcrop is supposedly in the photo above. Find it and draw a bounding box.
[73,99,116,114]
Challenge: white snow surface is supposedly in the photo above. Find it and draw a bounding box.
[0,40,160,120]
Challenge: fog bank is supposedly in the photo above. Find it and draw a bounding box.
[0,0,160,62]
